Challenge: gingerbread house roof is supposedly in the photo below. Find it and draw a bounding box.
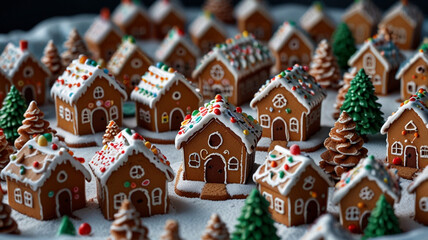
[301,214,353,240]
[148,0,185,23]
[381,88,428,134]
[192,32,274,80]
[269,21,314,53]
[299,3,335,31]
[51,56,127,104]
[408,166,428,193]
[0,134,91,191]
[89,128,174,185]
[253,145,333,196]
[381,1,423,28]
[332,156,401,204]
[130,63,202,108]
[342,0,381,25]
[155,27,199,62]
[84,17,123,44]
[234,0,272,23]
[189,13,226,39]
[175,95,262,153]
[250,64,326,112]
[112,1,148,26]
[396,49,428,79]
[0,42,50,79]
[107,37,152,75]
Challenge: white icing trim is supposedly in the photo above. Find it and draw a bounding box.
[130,166,145,179]
[345,206,359,221]
[129,188,151,215]
[274,197,284,214]
[55,188,72,218]
[420,146,428,158]
[260,115,270,128]
[391,141,403,156]
[208,132,223,150]
[23,191,33,208]
[419,197,428,212]
[405,120,417,131]
[295,198,304,215]
[290,117,299,133]
[56,170,68,183]
[404,145,419,168]
[151,188,162,206]
[188,153,200,168]
[203,153,227,184]
[262,192,273,209]
[14,189,22,204]
[227,157,239,171]
[113,192,127,210]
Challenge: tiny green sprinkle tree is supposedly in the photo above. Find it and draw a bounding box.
[363,195,401,239]
[0,86,27,142]
[332,22,357,70]
[340,68,383,135]
[57,216,76,236]
[231,189,279,240]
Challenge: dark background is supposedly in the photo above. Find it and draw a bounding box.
[0,0,426,34]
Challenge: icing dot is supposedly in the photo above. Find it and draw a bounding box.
[33,161,39,168]
[214,109,221,115]
[73,187,79,193]
[236,107,242,113]
[279,171,285,178]
[270,161,277,167]
[52,143,58,150]
[290,144,300,155]
[243,130,249,135]
[230,117,236,123]
[20,166,25,175]
[284,164,289,171]
[124,181,131,188]
[48,191,54,198]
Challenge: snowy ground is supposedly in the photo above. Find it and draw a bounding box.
[0,3,428,240]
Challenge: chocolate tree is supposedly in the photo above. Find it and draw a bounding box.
[160,219,182,240]
[61,28,91,66]
[41,40,63,85]
[332,22,356,70]
[0,194,19,234]
[202,213,230,240]
[102,120,121,146]
[0,86,27,142]
[333,68,357,119]
[0,129,14,170]
[309,39,340,88]
[363,195,401,239]
[109,200,149,240]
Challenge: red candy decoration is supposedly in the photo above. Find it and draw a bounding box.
[78,223,91,236]
[290,144,301,155]
[214,109,221,115]
[100,167,106,173]
[348,224,357,233]
[284,164,289,171]
[33,161,39,168]
[392,157,402,165]
[230,117,236,123]
[302,65,309,72]
[52,143,58,150]
[236,107,242,113]
[185,114,191,120]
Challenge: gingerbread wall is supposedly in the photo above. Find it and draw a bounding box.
[120,14,151,39]
[13,57,47,105]
[258,184,290,226]
[87,31,122,61]
[164,42,196,80]
[414,180,428,225]
[136,103,156,131]
[400,57,428,100]
[382,15,416,50]
[343,13,373,44]
[115,51,152,95]
[6,178,41,220]
[273,33,312,72]
[153,13,185,39]
[0,74,10,106]
[236,66,270,105]
[191,27,226,55]
[306,20,335,43]
[55,97,77,135]
[198,60,236,103]
[238,12,272,42]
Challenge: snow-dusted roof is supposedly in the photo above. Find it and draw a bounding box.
[301,214,353,240]
[0,43,50,78]
[396,49,428,79]
[381,88,428,134]
[381,1,423,28]
[51,55,127,104]
[112,1,148,26]
[250,64,326,112]
[1,134,92,191]
[332,155,401,204]
[299,3,335,31]
[409,166,428,193]
[253,145,333,196]
[130,63,202,108]
[189,13,226,39]
[192,32,274,80]
[107,38,152,75]
[269,21,314,53]
[234,0,272,23]
[84,17,122,44]
[175,95,262,153]
[342,0,381,25]
[89,128,174,186]
[155,27,199,62]
[148,0,185,23]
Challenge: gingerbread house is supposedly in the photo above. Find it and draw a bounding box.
[189,13,227,54]
[51,56,127,138]
[269,21,315,73]
[84,8,123,61]
[253,145,333,226]
[0,40,50,105]
[234,0,273,42]
[149,0,185,39]
[155,27,199,81]
[250,65,326,142]
[0,68,11,106]
[379,0,424,50]
[342,0,382,44]
[130,63,202,133]
[112,0,151,40]
[380,88,428,179]
[175,95,262,185]
[348,31,404,95]
[299,2,336,43]
[408,167,428,225]
[0,133,91,220]
[89,128,175,220]
[192,32,274,105]
[332,156,401,233]
[107,36,153,95]
[396,48,428,101]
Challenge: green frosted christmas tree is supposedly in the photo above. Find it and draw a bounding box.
[231,189,279,240]
[332,22,356,70]
[363,195,401,239]
[340,69,383,135]
[0,86,27,142]
[57,216,76,236]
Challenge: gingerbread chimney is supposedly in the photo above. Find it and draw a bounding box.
[19,40,28,51]
[100,7,110,20]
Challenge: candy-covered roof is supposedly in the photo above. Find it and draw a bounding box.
[234,0,272,22]
[85,17,122,44]
[130,63,202,108]
[299,2,335,31]
[332,155,401,204]
[269,21,314,53]
[0,133,91,191]
[155,27,199,62]
[189,13,226,39]
[89,128,174,185]
[175,95,262,153]
[408,166,428,193]
[148,0,185,23]
[112,1,148,26]
[253,145,333,196]
[250,64,326,111]
[381,1,423,28]
[381,88,428,134]
[342,0,381,25]
[301,214,353,240]
[192,32,274,80]
[396,49,428,79]
[51,55,127,104]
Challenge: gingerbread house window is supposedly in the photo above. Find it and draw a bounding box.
[405,121,417,131]
[110,106,118,120]
[57,170,68,183]
[208,132,223,149]
[419,197,428,212]
[407,81,416,94]
[260,115,270,128]
[113,193,127,209]
[420,146,428,158]
[372,74,382,85]
[345,207,359,221]
[65,108,71,121]
[289,38,300,50]
[82,109,90,124]
[395,27,407,44]
[174,59,185,73]
[139,109,151,123]
[295,199,304,215]
[262,192,273,209]
[172,91,181,100]
[131,74,141,88]
[280,53,288,63]
[131,58,143,69]
[23,66,34,78]
[302,176,315,190]
[152,188,162,205]
[359,186,374,200]
[59,106,64,118]
[274,198,284,214]
[273,94,287,108]
[416,65,426,74]
[189,153,200,168]
[363,53,376,74]
[391,142,403,156]
[210,64,224,81]
[24,191,33,208]
[14,188,22,204]
[224,85,233,97]
[290,118,299,133]
[161,112,169,123]
[130,166,145,179]
[176,47,186,56]
[93,87,104,99]
[228,157,239,171]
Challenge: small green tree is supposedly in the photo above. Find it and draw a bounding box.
[332,22,356,70]
[57,216,76,236]
[340,68,383,135]
[231,189,279,240]
[363,195,401,239]
[0,86,27,142]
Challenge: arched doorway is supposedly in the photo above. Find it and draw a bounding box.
[23,86,35,104]
[130,189,150,217]
[92,108,108,133]
[405,146,418,168]
[360,211,371,231]
[170,109,184,131]
[304,199,319,224]
[272,118,288,141]
[56,189,72,217]
[205,155,225,183]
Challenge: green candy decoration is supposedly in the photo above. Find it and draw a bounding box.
[332,22,357,70]
[363,195,401,239]
[231,189,279,240]
[57,215,76,236]
[0,86,27,142]
[340,69,383,136]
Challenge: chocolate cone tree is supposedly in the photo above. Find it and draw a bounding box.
[319,111,368,180]
[332,22,356,70]
[203,0,234,23]
[231,189,279,240]
[102,120,121,146]
[309,39,340,88]
[0,86,27,143]
[363,195,401,239]
[202,213,229,240]
[340,68,383,135]
[0,129,14,170]
[109,200,149,240]
[160,219,182,240]
[41,40,63,85]
[61,28,91,66]
[333,68,357,119]
[0,194,19,234]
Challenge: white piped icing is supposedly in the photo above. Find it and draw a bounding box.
[155,27,199,62]
[269,21,314,52]
[112,1,148,26]
[189,14,226,39]
[84,17,123,44]
[301,214,353,240]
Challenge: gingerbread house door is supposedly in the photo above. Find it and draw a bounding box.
[92,109,108,133]
[304,199,319,224]
[130,189,151,217]
[56,189,72,217]
[360,211,371,231]
[205,154,225,183]
[405,146,418,168]
[272,118,288,141]
[23,86,35,104]
[170,109,184,131]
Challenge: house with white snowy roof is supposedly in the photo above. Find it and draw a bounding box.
[112,0,151,39]
[234,0,273,42]
[130,62,202,133]
[189,13,226,54]
[89,128,175,220]
[396,48,428,100]
[1,133,91,220]
[149,0,185,39]
[299,2,336,43]
[408,167,428,225]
